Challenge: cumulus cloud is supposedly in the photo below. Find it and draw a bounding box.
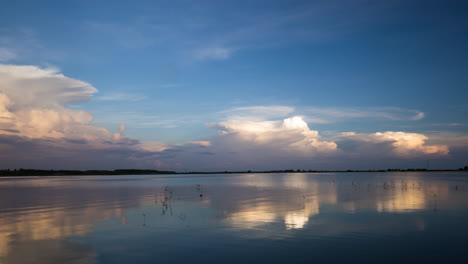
[0,65,115,142]
[0,65,457,170]
[151,115,341,171]
[0,65,97,106]
[0,64,167,169]
[212,116,337,154]
[154,115,451,171]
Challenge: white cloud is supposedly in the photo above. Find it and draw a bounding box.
[0,64,173,169]
[0,65,100,139]
[0,64,97,107]
[213,115,337,154]
[0,64,165,152]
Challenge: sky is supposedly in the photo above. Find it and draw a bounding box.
[0,0,467,171]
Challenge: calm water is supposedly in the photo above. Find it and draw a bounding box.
[1,172,467,264]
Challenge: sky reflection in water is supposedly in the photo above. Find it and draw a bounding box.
[0,172,467,263]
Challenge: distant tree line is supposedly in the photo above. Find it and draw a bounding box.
[0,167,466,177]
[178,168,468,174]
[0,169,176,176]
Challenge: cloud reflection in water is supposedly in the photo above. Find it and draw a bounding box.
[0,173,467,263]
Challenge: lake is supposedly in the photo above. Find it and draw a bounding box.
[0,172,467,264]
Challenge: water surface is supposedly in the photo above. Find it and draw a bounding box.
[1,172,467,263]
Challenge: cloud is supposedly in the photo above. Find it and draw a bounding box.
[153,112,452,171]
[335,131,449,158]
[0,28,64,63]
[221,106,295,121]
[221,105,425,125]
[213,116,337,154]
[85,20,235,62]
[411,112,425,120]
[95,92,147,102]
[80,1,403,64]
[304,107,425,123]
[0,64,104,140]
[424,131,468,148]
[152,115,340,171]
[0,64,168,169]
[194,47,233,60]
[0,67,458,171]
[190,141,212,147]
[0,64,96,107]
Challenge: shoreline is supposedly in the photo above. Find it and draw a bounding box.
[1,168,467,177]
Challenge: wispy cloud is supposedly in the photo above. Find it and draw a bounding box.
[0,47,16,62]
[84,19,235,62]
[92,109,202,129]
[0,28,64,63]
[304,106,425,123]
[80,1,399,63]
[430,123,465,127]
[95,92,147,102]
[220,105,424,124]
[193,47,233,60]
[221,106,295,121]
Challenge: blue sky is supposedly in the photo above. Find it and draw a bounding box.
[0,0,467,170]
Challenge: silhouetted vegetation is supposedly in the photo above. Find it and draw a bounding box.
[178,168,466,174]
[0,168,175,176]
[0,167,466,177]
